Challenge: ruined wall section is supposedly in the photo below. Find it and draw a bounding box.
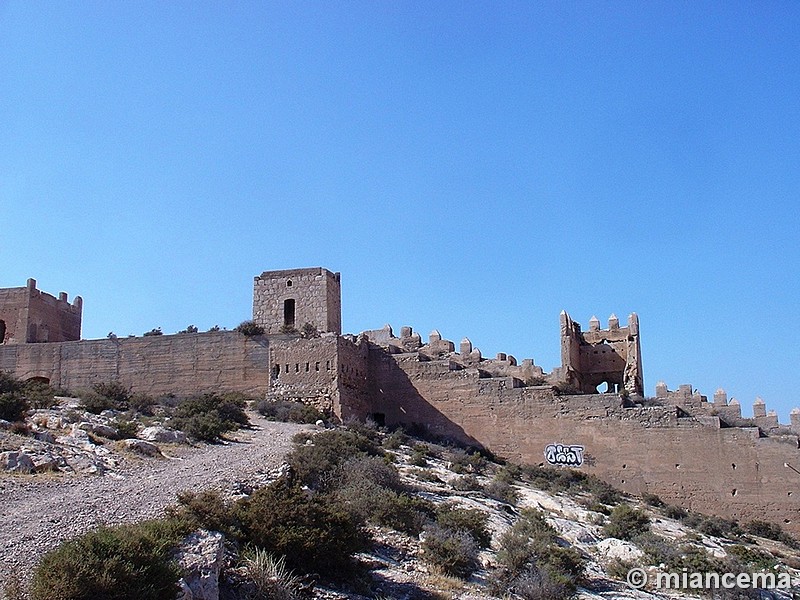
[367,347,800,534]
[266,333,370,421]
[0,279,82,344]
[267,335,339,414]
[336,334,371,421]
[560,312,643,395]
[253,268,341,335]
[0,331,270,396]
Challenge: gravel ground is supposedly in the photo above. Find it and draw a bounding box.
[0,414,308,587]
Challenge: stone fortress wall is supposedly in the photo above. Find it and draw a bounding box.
[1,268,798,533]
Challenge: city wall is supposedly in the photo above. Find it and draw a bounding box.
[363,348,800,534]
[0,331,270,397]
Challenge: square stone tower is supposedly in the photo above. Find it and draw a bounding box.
[0,278,82,344]
[253,268,341,335]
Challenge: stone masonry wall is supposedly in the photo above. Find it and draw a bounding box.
[366,348,800,534]
[253,268,341,335]
[267,335,340,414]
[0,331,270,397]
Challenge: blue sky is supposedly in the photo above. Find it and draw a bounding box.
[1,2,798,418]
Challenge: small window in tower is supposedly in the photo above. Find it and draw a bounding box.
[0,320,5,344]
[287,280,293,287]
[284,299,296,327]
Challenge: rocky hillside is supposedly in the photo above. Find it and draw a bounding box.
[2,391,800,600]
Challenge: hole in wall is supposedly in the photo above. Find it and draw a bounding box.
[731,489,737,497]
[788,491,793,497]
[0,319,5,343]
[287,280,292,287]
[622,464,627,469]
[732,463,736,469]
[675,464,681,469]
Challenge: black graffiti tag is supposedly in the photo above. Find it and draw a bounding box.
[544,444,585,467]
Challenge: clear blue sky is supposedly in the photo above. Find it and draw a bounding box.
[2,2,798,419]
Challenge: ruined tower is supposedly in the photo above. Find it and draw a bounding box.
[559,311,643,395]
[0,278,82,344]
[252,268,342,335]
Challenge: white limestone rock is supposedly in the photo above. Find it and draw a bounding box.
[122,439,161,456]
[0,451,35,473]
[139,426,187,444]
[176,530,225,600]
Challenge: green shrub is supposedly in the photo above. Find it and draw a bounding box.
[642,492,664,507]
[299,322,320,339]
[421,524,480,579]
[497,508,558,574]
[236,320,265,336]
[452,474,483,492]
[495,464,522,483]
[128,392,157,416]
[178,412,227,442]
[381,429,409,450]
[169,489,240,539]
[0,392,28,422]
[0,371,20,394]
[602,504,650,540]
[435,504,491,548]
[256,399,323,424]
[503,567,575,600]
[663,503,688,520]
[172,393,249,441]
[143,327,163,336]
[409,449,428,467]
[630,531,681,567]
[112,418,139,440]
[696,515,742,540]
[93,382,131,406]
[22,379,58,409]
[495,508,584,597]
[288,429,382,491]
[240,478,368,577]
[332,455,433,534]
[727,544,777,571]
[29,519,188,600]
[447,448,488,474]
[0,372,51,420]
[485,478,520,505]
[744,520,798,548]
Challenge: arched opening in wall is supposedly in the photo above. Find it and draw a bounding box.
[0,320,5,343]
[284,299,296,328]
[26,376,50,386]
[371,413,386,427]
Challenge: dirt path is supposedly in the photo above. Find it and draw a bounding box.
[0,415,308,587]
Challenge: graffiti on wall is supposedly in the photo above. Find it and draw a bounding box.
[544,443,585,467]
